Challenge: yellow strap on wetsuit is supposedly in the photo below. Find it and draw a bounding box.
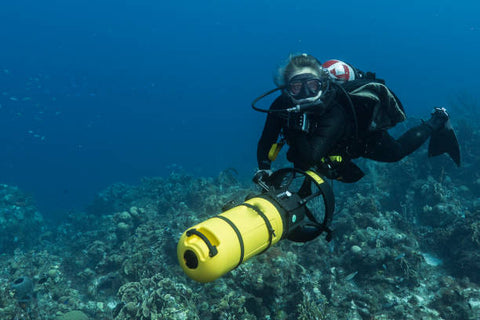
[268,142,285,161]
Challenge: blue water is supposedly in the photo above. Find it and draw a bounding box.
[1,0,479,215]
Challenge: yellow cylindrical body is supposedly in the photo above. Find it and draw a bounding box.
[177,197,284,283]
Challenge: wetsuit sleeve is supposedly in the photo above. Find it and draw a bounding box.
[257,97,284,169]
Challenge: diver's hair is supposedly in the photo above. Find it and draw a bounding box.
[274,53,323,87]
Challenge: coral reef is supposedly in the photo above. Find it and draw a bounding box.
[0,116,480,319]
[0,184,45,253]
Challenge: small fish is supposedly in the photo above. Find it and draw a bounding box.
[382,301,397,309]
[394,253,406,260]
[345,271,358,281]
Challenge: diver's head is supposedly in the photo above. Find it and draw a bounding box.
[275,53,329,106]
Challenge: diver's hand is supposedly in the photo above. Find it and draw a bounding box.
[252,169,272,184]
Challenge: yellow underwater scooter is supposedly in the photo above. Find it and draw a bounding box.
[177,168,335,283]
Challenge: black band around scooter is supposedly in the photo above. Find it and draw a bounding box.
[240,202,276,254]
[214,215,245,268]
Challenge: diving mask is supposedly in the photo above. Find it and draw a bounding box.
[286,73,325,105]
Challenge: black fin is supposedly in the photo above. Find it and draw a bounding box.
[337,161,365,183]
[428,120,461,167]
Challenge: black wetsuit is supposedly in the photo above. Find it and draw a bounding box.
[257,82,434,182]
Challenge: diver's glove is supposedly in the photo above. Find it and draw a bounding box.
[252,169,272,184]
[425,107,449,131]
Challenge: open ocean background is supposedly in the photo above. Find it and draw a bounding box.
[1,0,479,217]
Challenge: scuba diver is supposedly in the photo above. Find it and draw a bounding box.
[177,55,461,284]
[253,54,461,183]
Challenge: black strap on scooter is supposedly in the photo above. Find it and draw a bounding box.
[214,215,245,268]
[240,202,276,253]
[186,228,218,257]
